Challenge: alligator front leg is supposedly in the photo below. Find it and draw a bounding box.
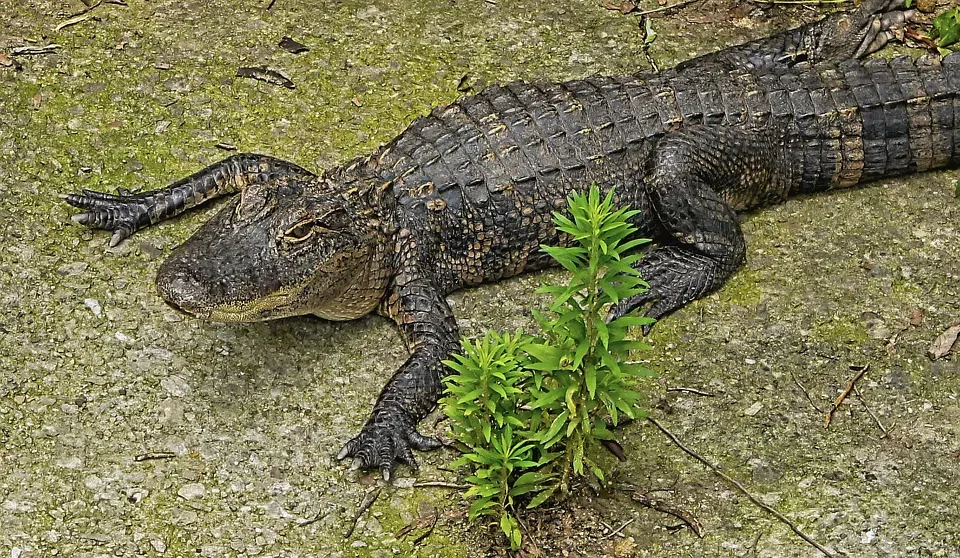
[337,258,458,480]
[609,126,799,326]
[63,153,314,246]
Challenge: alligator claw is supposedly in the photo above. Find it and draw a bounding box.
[63,190,151,246]
[337,409,442,481]
[608,292,660,335]
[854,8,915,59]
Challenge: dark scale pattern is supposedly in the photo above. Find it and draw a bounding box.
[65,1,959,478]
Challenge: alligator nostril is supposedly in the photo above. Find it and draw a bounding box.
[156,261,205,315]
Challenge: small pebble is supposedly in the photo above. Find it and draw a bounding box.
[160,375,192,397]
[743,402,763,416]
[177,483,206,500]
[84,298,102,317]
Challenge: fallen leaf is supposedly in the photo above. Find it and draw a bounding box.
[0,52,12,67]
[278,36,309,54]
[928,323,960,360]
[909,308,924,327]
[351,96,362,107]
[396,502,437,542]
[236,66,295,89]
[32,92,42,110]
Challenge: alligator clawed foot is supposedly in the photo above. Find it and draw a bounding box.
[62,190,152,247]
[607,291,671,336]
[337,409,443,481]
[854,7,916,59]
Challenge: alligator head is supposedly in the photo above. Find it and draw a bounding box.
[156,175,394,322]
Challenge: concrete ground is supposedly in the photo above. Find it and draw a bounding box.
[0,0,957,556]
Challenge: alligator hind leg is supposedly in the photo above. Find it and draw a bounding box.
[609,126,799,327]
[678,0,914,72]
[63,153,315,246]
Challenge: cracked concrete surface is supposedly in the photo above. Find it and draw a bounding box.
[0,0,958,556]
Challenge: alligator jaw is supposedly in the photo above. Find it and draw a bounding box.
[157,273,299,323]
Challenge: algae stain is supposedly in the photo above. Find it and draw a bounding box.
[810,316,870,345]
[717,268,765,309]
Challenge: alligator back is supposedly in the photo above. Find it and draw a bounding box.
[370,53,960,288]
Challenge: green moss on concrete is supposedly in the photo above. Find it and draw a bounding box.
[810,316,871,345]
[4,1,960,557]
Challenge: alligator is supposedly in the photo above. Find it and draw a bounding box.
[64,0,959,480]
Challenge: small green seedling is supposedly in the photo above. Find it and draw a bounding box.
[442,185,655,550]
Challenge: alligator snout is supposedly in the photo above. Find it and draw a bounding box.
[156,257,215,319]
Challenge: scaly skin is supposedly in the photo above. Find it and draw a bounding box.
[64,0,959,480]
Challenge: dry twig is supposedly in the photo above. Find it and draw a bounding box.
[648,417,835,558]
[344,487,381,539]
[632,491,704,537]
[666,386,715,397]
[134,451,176,462]
[853,385,888,438]
[790,370,825,414]
[600,517,637,540]
[824,365,869,428]
[412,480,470,490]
[297,509,328,527]
[635,0,699,17]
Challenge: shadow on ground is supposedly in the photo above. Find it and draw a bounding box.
[1,0,957,556]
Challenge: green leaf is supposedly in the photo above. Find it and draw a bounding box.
[527,487,557,509]
[572,338,590,370]
[541,410,569,447]
[468,497,497,520]
[525,342,565,370]
[643,16,657,46]
[500,512,522,551]
[585,364,597,399]
[589,458,605,482]
[596,318,609,349]
[565,383,579,414]
[517,470,555,485]
[609,315,657,329]
[932,7,960,48]
[530,387,565,410]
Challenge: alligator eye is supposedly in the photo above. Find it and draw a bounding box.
[282,219,332,243]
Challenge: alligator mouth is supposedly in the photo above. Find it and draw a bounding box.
[163,297,213,321]
[162,290,298,323]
